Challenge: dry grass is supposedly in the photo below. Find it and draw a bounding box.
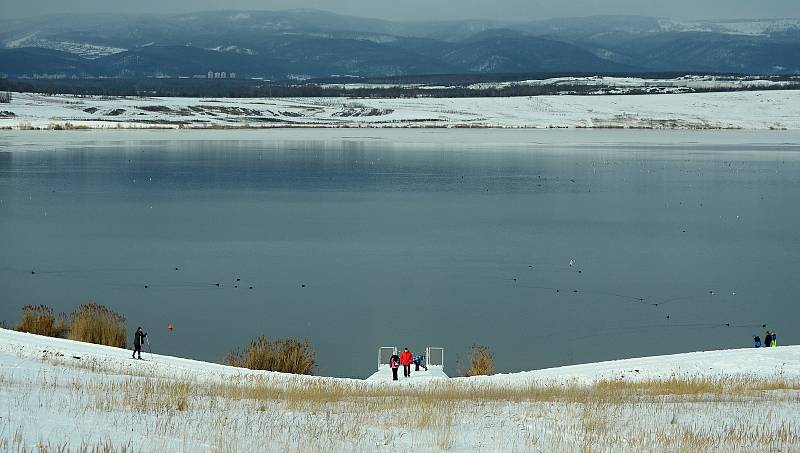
[4,362,800,452]
[68,304,126,348]
[465,344,495,377]
[17,121,40,131]
[226,336,316,375]
[0,436,134,453]
[15,305,67,338]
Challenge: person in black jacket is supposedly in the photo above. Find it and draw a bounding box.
[764,331,773,350]
[132,327,147,359]
[389,354,400,381]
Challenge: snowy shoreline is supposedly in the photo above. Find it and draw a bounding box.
[3,328,798,385]
[2,89,799,131]
[2,328,799,451]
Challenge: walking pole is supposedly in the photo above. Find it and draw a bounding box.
[146,336,152,354]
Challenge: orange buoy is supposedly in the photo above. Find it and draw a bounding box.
[167,324,174,332]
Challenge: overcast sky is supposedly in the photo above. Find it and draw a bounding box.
[1,0,798,21]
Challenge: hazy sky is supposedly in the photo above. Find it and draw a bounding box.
[1,0,798,21]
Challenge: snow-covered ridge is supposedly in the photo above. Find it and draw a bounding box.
[2,328,798,385]
[466,75,800,92]
[2,89,799,130]
[658,18,800,36]
[3,33,127,59]
[323,75,800,93]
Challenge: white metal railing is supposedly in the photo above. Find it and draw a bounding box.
[377,346,444,370]
[426,347,444,367]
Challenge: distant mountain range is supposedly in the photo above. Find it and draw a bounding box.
[1,10,799,79]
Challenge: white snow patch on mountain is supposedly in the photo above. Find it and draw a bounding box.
[207,45,257,55]
[658,18,800,36]
[4,34,126,59]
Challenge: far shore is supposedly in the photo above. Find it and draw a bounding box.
[2,90,799,133]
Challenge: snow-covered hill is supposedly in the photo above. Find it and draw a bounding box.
[1,327,799,451]
[4,33,127,59]
[658,18,800,36]
[3,89,800,130]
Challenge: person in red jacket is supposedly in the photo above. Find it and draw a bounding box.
[399,347,414,378]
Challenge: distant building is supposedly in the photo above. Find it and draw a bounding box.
[207,71,234,79]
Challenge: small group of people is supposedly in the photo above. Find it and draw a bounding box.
[754,330,777,348]
[388,347,427,381]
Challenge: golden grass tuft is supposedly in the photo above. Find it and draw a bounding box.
[68,304,127,348]
[226,336,316,375]
[15,305,68,338]
[466,344,495,377]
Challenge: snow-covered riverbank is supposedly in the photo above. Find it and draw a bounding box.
[2,90,799,131]
[1,328,798,451]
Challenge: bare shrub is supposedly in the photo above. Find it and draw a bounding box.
[227,336,316,375]
[15,304,67,337]
[466,344,495,377]
[68,303,126,348]
[0,92,10,103]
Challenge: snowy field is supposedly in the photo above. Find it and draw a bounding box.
[1,328,799,452]
[2,89,799,131]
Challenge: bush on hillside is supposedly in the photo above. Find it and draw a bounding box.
[227,336,316,375]
[15,304,68,337]
[68,303,126,348]
[466,344,495,377]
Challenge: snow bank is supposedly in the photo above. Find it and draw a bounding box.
[2,328,798,386]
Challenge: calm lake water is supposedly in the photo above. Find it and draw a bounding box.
[1,129,799,377]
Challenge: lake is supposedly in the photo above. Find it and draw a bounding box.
[1,129,798,378]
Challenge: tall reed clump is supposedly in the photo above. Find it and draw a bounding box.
[15,304,68,337]
[466,344,495,377]
[227,336,316,375]
[68,303,127,348]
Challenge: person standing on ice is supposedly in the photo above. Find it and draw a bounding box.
[771,332,777,347]
[399,347,414,378]
[764,331,773,350]
[389,353,400,381]
[754,335,762,348]
[132,327,147,359]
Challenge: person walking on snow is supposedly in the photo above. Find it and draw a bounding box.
[400,347,413,378]
[771,332,777,347]
[764,331,773,350]
[132,327,147,359]
[414,353,427,371]
[389,353,400,381]
[754,335,762,348]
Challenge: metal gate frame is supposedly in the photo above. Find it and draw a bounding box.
[378,346,397,370]
[425,347,444,368]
